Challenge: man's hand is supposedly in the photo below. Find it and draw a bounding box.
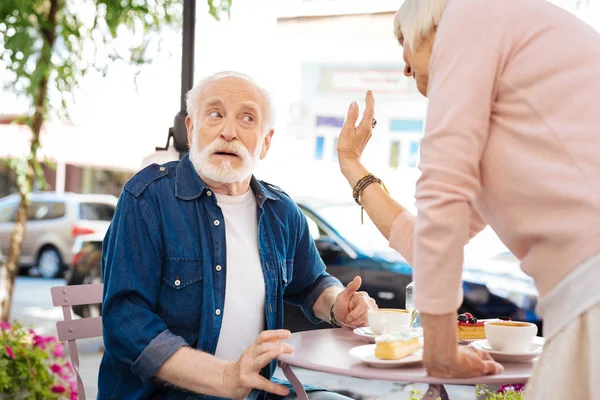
[424,345,504,378]
[333,276,378,328]
[223,330,293,400]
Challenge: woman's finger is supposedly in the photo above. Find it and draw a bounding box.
[358,90,375,130]
[343,101,360,131]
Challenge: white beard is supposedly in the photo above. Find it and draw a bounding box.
[189,133,262,184]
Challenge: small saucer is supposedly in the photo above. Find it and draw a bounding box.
[470,337,545,363]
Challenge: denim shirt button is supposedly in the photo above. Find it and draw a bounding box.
[214,220,220,226]
[216,265,222,271]
[215,309,221,316]
[174,279,181,287]
[207,191,212,196]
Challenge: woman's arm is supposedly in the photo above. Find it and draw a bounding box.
[339,156,487,266]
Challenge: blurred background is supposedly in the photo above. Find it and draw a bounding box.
[1,0,598,398]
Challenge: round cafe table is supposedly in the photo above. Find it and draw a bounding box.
[277,328,536,400]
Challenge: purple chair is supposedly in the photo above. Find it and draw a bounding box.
[51,283,104,400]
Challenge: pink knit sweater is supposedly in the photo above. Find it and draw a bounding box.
[389,0,600,315]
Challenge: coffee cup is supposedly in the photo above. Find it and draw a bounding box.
[367,308,411,335]
[484,320,538,353]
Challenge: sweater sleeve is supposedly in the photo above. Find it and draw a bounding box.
[412,0,507,314]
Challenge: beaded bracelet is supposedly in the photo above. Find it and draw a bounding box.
[352,173,389,224]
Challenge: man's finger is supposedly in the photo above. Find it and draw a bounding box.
[358,90,375,129]
[253,375,291,397]
[342,101,359,130]
[482,360,504,375]
[257,330,291,344]
[344,276,362,295]
[255,346,293,369]
[344,299,369,324]
[255,342,293,356]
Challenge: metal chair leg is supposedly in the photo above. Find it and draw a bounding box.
[278,361,309,400]
[423,384,450,400]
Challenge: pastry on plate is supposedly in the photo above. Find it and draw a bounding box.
[457,313,486,340]
[374,331,422,360]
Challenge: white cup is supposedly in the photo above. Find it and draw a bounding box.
[484,320,538,353]
[368,309,411,335]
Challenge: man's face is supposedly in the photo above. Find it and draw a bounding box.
[186,76,273,183]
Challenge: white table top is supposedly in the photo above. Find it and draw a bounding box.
[278,328,535,385]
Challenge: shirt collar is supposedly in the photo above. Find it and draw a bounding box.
[175,154,279,206]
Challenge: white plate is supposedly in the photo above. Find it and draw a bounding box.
[349,344,423,368]
[352,327,423,343]
[470,337,545,363]
[353,327,377,342]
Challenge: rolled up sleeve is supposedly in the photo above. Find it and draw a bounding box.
[414,0,505,315]
[101,191,188,384]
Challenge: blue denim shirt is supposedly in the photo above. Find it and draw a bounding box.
[97,155,343,400]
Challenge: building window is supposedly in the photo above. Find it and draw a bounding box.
[316,116,344,128]
[408,141,420,168]
[389,140,402,169]
[332,138,339,162]
[315,136,325,160]
[390,119,424,132]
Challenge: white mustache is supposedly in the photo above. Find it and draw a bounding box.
[203,140,249,159]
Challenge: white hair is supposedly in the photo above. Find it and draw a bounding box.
[394,0,452,51]
[185,71,276,135]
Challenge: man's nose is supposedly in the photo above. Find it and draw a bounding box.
[220,119,237,141]
[403,64,412,78]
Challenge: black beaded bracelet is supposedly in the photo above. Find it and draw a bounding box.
[352,173,389,224]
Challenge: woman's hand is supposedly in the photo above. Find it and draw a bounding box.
[337,90,375,180]
[424,344,504,379]
[421,312,504,379]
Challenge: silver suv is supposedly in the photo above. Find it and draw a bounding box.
[0,192,117,279]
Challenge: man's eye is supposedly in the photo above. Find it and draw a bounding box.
[209,111,222,118]
[242,115,254,122]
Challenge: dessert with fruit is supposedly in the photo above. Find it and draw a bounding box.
[457,312,486,340]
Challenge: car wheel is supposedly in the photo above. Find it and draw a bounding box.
[37,247,63,279]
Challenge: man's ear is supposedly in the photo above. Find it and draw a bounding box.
[260,129,275,159]
[185,115,193,147]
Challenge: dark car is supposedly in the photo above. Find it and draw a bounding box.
[67,198,542,333]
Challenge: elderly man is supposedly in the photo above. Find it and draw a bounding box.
[97,71,376,400]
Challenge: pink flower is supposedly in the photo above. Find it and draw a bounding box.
[32,335,46,348]
[0,320,11,331]
[32,334,55,349]
[50,363,63,374]
[70,390,78,400]
[51,385,66,394]
[499,384,525,393]
[5,345,14,359]
[65,361,74,373]
[52,344,65,358]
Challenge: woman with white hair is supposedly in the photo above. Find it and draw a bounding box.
[336,0,600,398]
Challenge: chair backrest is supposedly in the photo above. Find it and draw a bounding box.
[51,283,104,400]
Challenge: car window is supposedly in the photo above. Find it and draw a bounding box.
[79,202,115,221]
[27,202,67,221]
[0,202,16,222]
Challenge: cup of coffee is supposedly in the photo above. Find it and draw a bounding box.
[368,308,411,335]
[484,320,538,353]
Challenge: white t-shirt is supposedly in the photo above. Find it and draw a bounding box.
[213,189,265,362]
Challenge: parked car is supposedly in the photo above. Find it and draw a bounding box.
[66,197,542,334]
[0,192,118,279]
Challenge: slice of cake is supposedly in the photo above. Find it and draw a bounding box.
[374,331,422,360]
[456,313,485,340]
